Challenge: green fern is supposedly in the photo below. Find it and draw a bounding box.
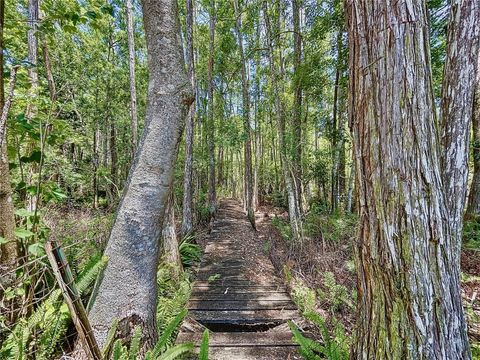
[179,235,200,267]
[0,255,109,360]
[304,311,348,360]
[76,255,109,294]
[151,309,188,358]
[103,318,119,359]
[157,342,194,360]
[288,321,323,360]
[129,326,142,360]
[199,329,209,360]
[112,339,127,360]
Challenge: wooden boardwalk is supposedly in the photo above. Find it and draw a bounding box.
[178,200,301,359]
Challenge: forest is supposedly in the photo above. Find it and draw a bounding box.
[0,0,479,359]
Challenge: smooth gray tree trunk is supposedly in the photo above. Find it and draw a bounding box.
[86,0,193,351]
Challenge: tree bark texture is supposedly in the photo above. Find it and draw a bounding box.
[126,0,139,152]
[346,0,470,358]
[0,0,17,273]
[87,0,193,351]
[467,53,480,217]
[207,0,217,216]
[162,192,183,277]
[440,0,480,239]
[181,0,195,237]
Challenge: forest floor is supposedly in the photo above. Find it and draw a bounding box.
[257,202,480,353]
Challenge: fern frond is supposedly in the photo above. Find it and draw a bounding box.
[102,318,119,358]
[151,309,188,358]
[157,342,194,360]
[112,339,126,360]
[199,329,209,360]
[76,256,108,294]
[129,326,142,360]
[288,321,323,360]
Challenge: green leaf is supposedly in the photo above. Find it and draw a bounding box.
[199,329,209,360]
[0,236,8,245]
[28,243,44,257]
[157,343,194,360]
[100,4,114,16]
[15,228,35,239]
[85,10,97,19]
[15,208,35,218]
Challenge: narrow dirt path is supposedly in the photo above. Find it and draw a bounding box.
[177,199,301,359]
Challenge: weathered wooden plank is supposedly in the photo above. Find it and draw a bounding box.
[196,275,251,284]
[193,280,282,287]
[189,309,299,323]
[189,292,291,301]
[188,299,297,310]
[177,332,296,347]
[192,285,287,294]
[198,346,299,360]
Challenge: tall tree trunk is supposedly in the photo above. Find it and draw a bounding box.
[234,0,255,229]
[41,37,56,102]
[126,0,138,153]
[26,0,39,213]
[181,0,195,237]
[467,53,480,217]
[440,0,480,243]
[264,1,301,239]
[346,1,471,358]
[207,0,217,216]
[331,62,340,212]
[92,124,99,209]
[162,192,183,278]
[0,0,17,278]
[109,121,118,199]
[292,0,302,213]
[86,0,193,351]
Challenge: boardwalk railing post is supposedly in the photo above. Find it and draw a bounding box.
[45,240,103,360]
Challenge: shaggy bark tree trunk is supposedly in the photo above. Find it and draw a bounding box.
[467,54,480,217]
[234,0,255,229]
[346,0,471,358]
[86,0,193,351]
[0,0,17,277]
[207,0,217,216]
[126,0,138,153]
[440,0,480,237]
[181,0,195,237]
